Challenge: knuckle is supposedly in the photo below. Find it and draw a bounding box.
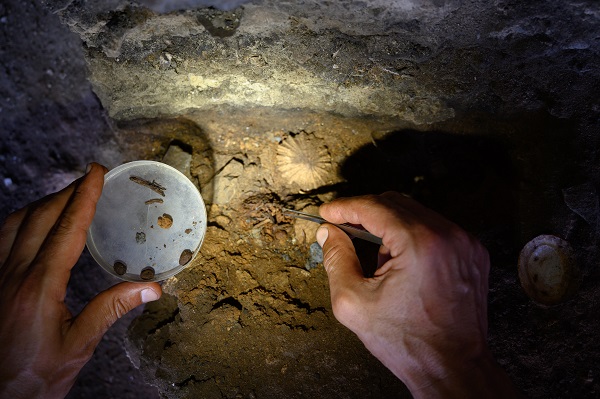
[360,194,383,208]
[27,197,55,220]
[331,290,353,316]
[415,225,445,247]
[111,297,131,320]
[13,200,60,237]
[331,290,361,327]
[423,223,468,248]
[322,243,348,272]
[2,211,23,230]
[54,212,86,240]
[73,184,89,200]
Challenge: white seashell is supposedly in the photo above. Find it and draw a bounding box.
[518,235,580,305]
[276,133,331,190]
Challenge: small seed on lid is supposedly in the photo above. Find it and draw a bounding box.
[113,261,127,275]
[158,213,173,229]
[136,232,146,244]
[179,249,193,266]
[140,267,156,281]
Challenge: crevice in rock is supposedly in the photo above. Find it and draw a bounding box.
[148,307,181,335]
[211,296,243,312]
[207,220,228,230]
[279,292,327,315]
[175,374,213,388]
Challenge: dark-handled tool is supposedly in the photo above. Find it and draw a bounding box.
[283,208,383,245]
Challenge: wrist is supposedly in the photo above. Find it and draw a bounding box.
[362,332,521,399]
[1,369,75,399]
[402,344,521,399]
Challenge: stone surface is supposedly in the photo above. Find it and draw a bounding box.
[49,0,462,123]
[162,142,194,181]
[47,0,600,128]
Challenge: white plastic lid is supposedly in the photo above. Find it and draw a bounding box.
[86,161,207,282]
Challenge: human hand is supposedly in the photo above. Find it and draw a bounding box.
[317,192,521,398]
[0,163,162,399]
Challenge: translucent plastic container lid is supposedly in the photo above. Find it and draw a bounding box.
[86,161,207,282]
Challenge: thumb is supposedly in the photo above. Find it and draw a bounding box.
[67,282,162,351]
[317,225,365,327]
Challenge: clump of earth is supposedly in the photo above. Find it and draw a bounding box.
[116,112,599,399]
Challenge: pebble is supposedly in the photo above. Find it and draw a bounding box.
[305,242,323,270]
[140,267,155,281]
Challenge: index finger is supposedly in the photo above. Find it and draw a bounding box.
[318,224,371,331]
[0,182,78,273]
[33,163,107,296]
[319,194,415,248]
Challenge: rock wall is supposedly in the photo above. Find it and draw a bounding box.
[49,0,599,126]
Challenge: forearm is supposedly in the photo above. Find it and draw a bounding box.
[319,194,522,398]
[1,365,77,399]
[363,332,522,399]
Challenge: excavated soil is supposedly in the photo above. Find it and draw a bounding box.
[114,113,409,399]
[113,110,599,399]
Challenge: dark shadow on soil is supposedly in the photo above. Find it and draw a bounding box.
[335,113,580,273]
[331,116,600,399]
[335,128,520,275]
[116,117,216,204]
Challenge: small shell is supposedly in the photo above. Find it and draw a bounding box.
[136,232,146,244]
[518,235,580,305]
[276,133,331,190]
[179,249,193,266]
[140,267,156,281]
[113,261,127,276]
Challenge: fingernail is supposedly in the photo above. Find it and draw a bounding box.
[141,288,160,303]
[85,163,93,174]
[316,226,329,247]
